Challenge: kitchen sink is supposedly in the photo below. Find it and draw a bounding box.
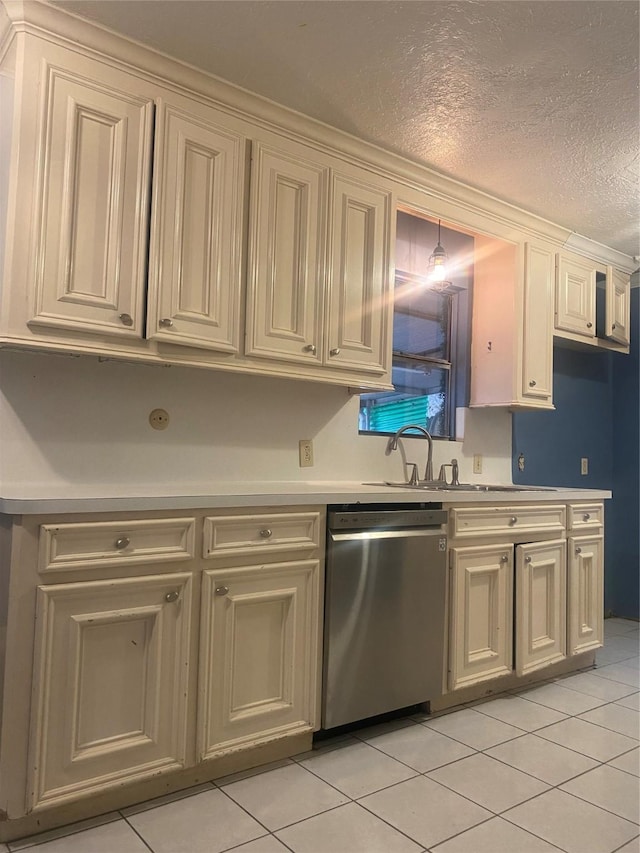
[364,482,559,492]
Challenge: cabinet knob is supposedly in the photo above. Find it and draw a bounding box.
[500,554,509,563]
[159,318,174,328]
[164,590,180,603]
[583,513,591,521]
[215,586,229,596]
[612,324,616,330]
[329,347,341,356]
[119,313,133,327]
[114,536,130,550]
[525,555,532,563]
[303,344,316,354]
[586,322,593,328]
[528,379,537,387]
[575,546,582,555]
[509,516,518,525]
[259,528,273,539]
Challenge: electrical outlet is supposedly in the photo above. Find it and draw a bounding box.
[581,457,589,475]
[299,439,314,468]
[149,408,170,430]
[473,454,483,474]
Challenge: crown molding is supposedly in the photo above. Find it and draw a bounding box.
[563,232,637,275]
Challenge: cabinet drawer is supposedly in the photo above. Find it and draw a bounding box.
[450,505,566,539]
[204,512,321,559]
[568,503,604,531]
[39,518,196,572]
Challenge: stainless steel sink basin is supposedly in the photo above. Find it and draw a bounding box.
[364,482,558,492]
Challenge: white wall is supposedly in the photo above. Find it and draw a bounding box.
[0,351,512,499]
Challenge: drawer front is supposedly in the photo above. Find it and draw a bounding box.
[568,503,604,531]
[39,518,196,572]
[204,512,321,559]
[450,504,566,539]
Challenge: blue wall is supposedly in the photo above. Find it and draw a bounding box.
[512,293,639,618]
[608,288,639,618]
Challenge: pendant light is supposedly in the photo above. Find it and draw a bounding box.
[427,220,451,287]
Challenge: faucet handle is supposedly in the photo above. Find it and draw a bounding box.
[450,458,459,486]
[405,463,419,486]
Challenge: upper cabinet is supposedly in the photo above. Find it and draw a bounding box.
[29,61,155,340]
[470,237,554,410]
[28,57,247,353]
[146,96,247,353]
[0,35,393,390]
[605,265,631,346]
[245,141,391,379]
[554,251,631,351]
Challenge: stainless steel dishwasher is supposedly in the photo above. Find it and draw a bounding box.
[322,506,448,729]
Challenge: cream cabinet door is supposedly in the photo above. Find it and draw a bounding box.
[605,266,631,346]
[146,97,246,351]
[515,540,566,676]
[325,172,391,376]
[28,573,192,811]
[198,560,320,760]
[448,545,513,691]
[568,535,604,655]
[521,243,554,406]
[555,253,596,338]
[30,58,154,338]
[246,142,327,365]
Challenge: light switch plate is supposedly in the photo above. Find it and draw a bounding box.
[299,440,314,467]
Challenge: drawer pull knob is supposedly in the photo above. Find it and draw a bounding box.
[575,546,582,555]
[587,322,593,328]
[115,536,130,550]
[583,513,591,521]
[303,344,316,355]
[329,347,341,356]
[259,528,273,539]
[509,516,518,525]
[119,313,133,327]
[529,379,536,387]
[159,318,174,328]
[500,554,509,563]
[165,590,180,603]
[525,555,532,563]
[215,586,229,596]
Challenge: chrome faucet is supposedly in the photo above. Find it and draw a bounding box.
[438,458,460,486]
[386,424,435,483]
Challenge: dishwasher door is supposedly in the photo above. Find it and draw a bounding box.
[322,510,448,729]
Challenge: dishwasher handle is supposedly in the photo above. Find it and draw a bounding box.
[330,527,447,544]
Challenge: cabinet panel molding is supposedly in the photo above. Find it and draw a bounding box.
[146,98,246,351]
[325,172,391,375]
[568,534,604,655]
[605,266,631,346]
[30,61,154,338]
[28,573,192,811]
[448,544,513,691]
[515,539,566,676]
[38,517,196,572]
[198,560,319,759]
[555,253,596,338]
[522,243,554,403]
[246,142,326,365]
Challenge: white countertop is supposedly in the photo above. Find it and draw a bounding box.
[0,481,612,515]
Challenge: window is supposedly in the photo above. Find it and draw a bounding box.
[359,212,472,439]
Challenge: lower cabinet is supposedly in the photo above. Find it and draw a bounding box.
[22,506,323,818]
[448,538,566,691]
[448,502,605,694]
[29,572,193,811]
[568,533,604,654]
[448,544,514,691]
[198,560,321,759]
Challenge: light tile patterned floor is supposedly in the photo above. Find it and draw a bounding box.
[7,618,639,853]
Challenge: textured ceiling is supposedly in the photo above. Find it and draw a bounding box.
[54,0,640,257]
